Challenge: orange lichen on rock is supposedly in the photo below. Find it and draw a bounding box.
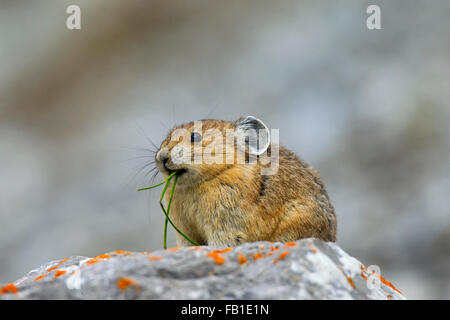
[168,247,180,252]
[206,252,226,265]
[85,253,111,266]
[213,255,226,265]
[360,264,402,295]
[237,252,247,265]
[34,274,47,281]
[85,258,100,266]
[58,258,69,265]
[114,250,132,255]
[0,283,18,295]
[211,248,233,254]
[141,251,152,254]
[54,270,67,278]
[148,256,163,261]
[379,274,402,295]
[273,250,290,264]
[267,252,274,257]
[46,266,58,272]
[270,246,280,251]
[360,272,368,281]
[188,246,202,251]
[347,277,355,289]
[117,277,140,291]
[253,253,264,261]
[311,248,317,253]
[285,242,297,247]
[278,251,290,260]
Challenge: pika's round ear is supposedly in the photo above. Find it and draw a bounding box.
[236,116,270,155]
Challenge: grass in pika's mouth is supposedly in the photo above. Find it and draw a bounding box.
[167,168,186,176]
[137,170,199,249]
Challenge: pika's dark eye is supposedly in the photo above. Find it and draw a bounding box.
[191,132,202,143]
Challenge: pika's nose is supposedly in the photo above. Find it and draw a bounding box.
[156,149,169,165]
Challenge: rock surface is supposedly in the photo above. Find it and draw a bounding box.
[0,239,405,300]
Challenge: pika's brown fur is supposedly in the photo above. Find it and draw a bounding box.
[154,117,336,247]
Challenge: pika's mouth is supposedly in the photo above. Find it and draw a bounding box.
[163,163,187,177]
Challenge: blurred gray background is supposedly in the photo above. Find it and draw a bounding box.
[1,0,449,299]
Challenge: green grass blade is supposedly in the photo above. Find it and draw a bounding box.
[159,175,173,249]
[137,171,177,191]
[159,201,200,246]
[137,170,199,247]
[164,174,178,249]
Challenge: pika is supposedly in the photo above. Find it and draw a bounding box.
[154,116,336,247]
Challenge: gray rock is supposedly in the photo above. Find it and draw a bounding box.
[0,239,405,300]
